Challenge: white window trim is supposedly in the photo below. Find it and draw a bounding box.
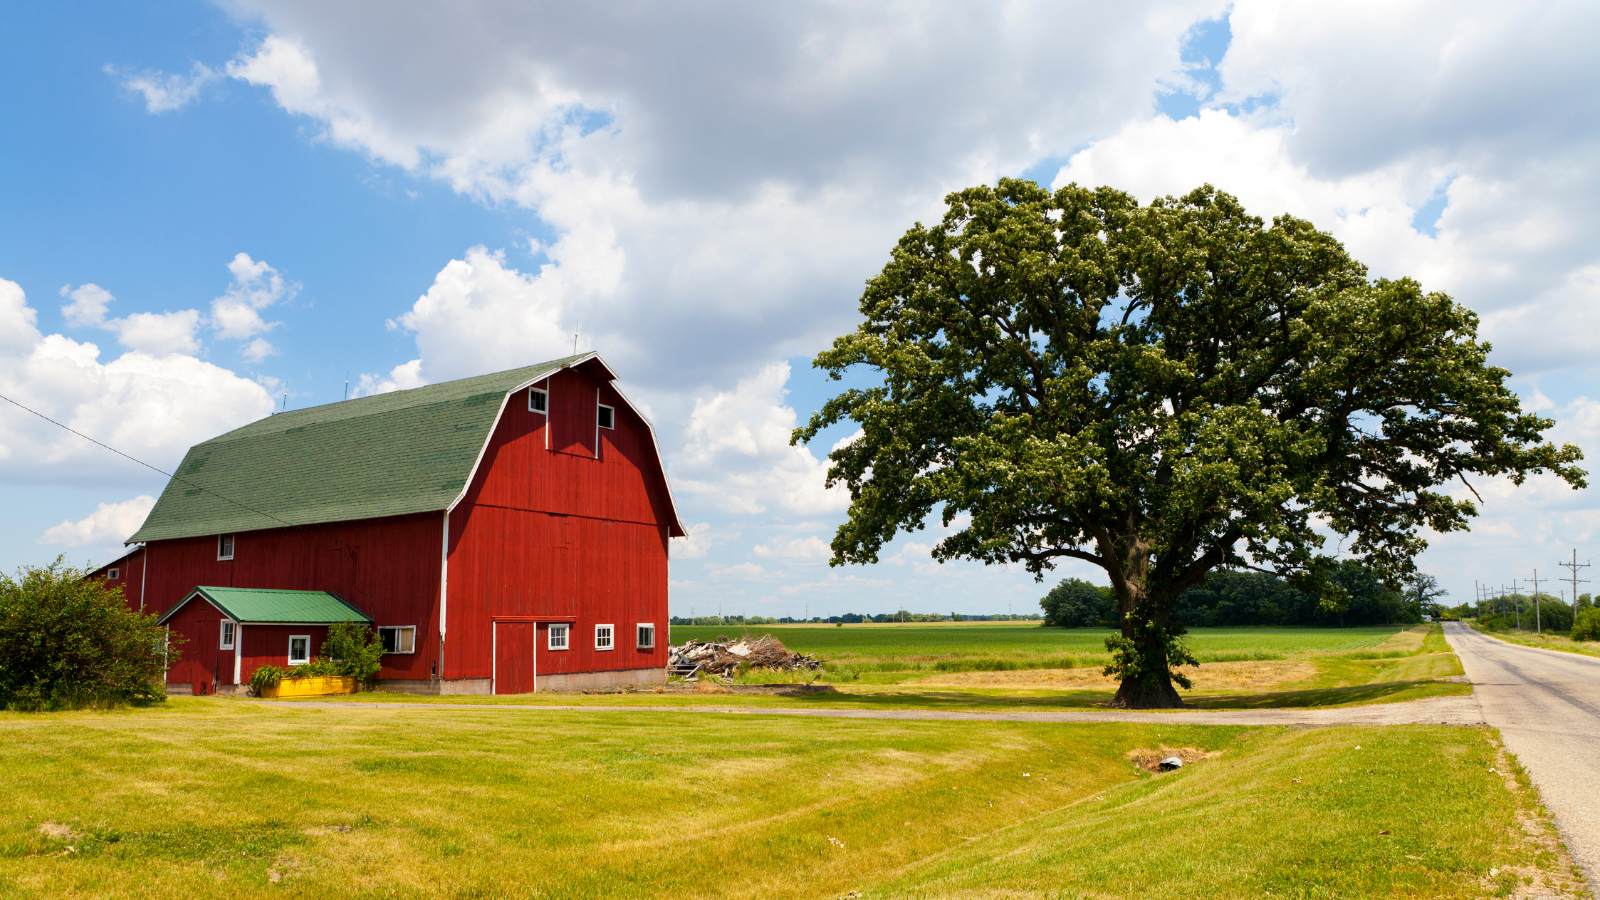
[528,386,548,415]
[595,623,615,651]
[378,625,416,655]
[636,622,656,650]
[548,622,570,651]
[287,634,311,666]
[597,402,616,430]
[219,619,236,650]
[107,567,119,580]
[217,534,235,561]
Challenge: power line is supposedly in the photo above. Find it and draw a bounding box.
[0,390,295,530]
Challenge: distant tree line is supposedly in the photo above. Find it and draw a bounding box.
[1040,562,1433,629]
[668,611,1039,627]
[1447,592,1595,634]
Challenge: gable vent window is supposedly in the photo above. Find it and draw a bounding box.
[107,568,120,580]
[528,386,548,414]
[217,534,235,561]
[597,403,615,430]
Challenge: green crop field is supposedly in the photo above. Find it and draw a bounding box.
[671,621,1410,671]
[0,700,1580,898]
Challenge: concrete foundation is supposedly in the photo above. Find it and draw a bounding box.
[370,668,664,696]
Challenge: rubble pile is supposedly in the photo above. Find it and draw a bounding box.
[668,636,822,679]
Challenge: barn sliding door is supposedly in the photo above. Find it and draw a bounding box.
[493,621,536,694]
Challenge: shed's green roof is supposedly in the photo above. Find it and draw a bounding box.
[130,355,589,542]
[158,586,372,625]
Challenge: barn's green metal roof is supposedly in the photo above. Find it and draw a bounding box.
[158,586,372,625]
[129,355,589,542]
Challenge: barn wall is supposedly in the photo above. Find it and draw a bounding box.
[90,548,145,611]
[142,513,442,682]
[162,594,231,691]
[447,366,671,682]
[238,623,331,685]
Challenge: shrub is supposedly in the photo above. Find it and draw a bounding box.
[321,622,384,686]
[1573,608,1600,642]
[250,664,286,695]
[0,558,176,711]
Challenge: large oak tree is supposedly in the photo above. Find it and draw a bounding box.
[795,180,1584,707]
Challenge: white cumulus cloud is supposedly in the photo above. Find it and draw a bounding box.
[42,495,155,547]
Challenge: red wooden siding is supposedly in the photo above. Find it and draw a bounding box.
[447,367,671,682]
[238,624,331,686]
[89,548,146,611]
[141,513,442,682]
[163,595,231,693]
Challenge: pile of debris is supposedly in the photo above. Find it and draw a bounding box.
[667,636,822,679]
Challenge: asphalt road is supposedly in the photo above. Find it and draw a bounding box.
[1443,622,1600,891]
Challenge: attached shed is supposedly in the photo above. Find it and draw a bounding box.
[158,586,372,694]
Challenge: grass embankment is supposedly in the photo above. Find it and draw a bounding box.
[648,622,1467,710]
[0,700,1580,898]
[1468,621,1600,660]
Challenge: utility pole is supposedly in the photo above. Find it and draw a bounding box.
[1511,578,1521,629]
[1531,568,1541,635]
[1558,548,1590,616]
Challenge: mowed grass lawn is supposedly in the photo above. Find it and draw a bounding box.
[656,622,1467,710]
[0,700,1581,898]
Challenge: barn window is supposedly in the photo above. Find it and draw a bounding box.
[217,534,235,561]
[636,623,656,650]
[107,567,119,580]
[595,623,615,651]
[528,386,548,414]
[287,634,311,666]
[219,620,235,650]
[597,403,615,430]
[548,623,570,651]
[379,626,416,654]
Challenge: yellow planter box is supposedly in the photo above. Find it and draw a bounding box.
[261,675,356,698]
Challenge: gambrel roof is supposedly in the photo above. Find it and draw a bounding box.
[129,353,684,542]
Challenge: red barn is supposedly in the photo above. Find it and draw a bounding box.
[124,353,685,695]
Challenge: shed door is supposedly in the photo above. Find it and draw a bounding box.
[185,617,222,694]
[494,622,536,695]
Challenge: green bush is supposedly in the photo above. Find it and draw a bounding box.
[250,664,286,695]
[1572,608,1600,642]
[0,558,176,711]
[321,622,384,686]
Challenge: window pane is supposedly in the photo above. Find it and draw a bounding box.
[398,627,414,653]
[380,628,397,653]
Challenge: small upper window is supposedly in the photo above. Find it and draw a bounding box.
[548,623,570,651]
[636,623,656,650]
[379,626,416,654]
[107,567,120,580]
[287,634,311,666]
[217,534,235,561]
[528,386,548,414]
[597,403,615,430]
[595,623,615,651]
[219,620,235,650]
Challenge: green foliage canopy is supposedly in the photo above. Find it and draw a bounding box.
[797,180,1584,706]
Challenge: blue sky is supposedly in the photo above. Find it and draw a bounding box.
[4,1,1599,615]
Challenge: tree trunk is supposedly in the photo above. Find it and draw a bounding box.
[1107,559,1186,708]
